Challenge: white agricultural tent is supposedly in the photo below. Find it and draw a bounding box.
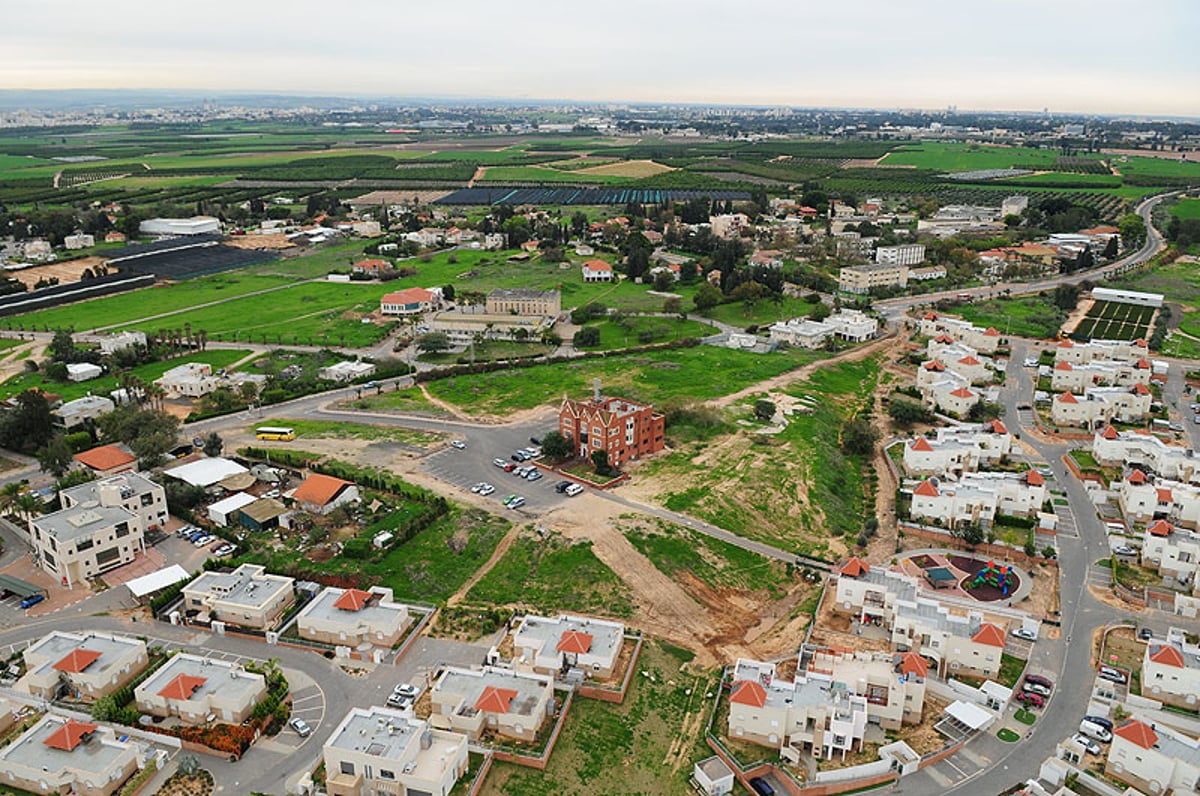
[125,565,190,599]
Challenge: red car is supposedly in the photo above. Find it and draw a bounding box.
[1016,691,1044,708]
[210,541,227,552]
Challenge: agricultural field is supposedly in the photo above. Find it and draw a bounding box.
[424,345,827,418]
[954,295,1069,340]
[1073,300,1155,342]
[1171,198,1200,220]
[480,640,716,796]
[879,143,1071,172]
[0,348,256,402]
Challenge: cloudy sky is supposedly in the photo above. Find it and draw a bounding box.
[3,0,1198,116]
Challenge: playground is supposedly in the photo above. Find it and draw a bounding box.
[898,550,1030,604]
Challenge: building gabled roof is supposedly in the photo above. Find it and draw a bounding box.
[913,480,940,497]
[923,312,939,321]
[556,630,593,655]
[988,420,1008,435]
[475,685,519,714]
[582,259,612,272]
[1025,470,1045,486]
[839,557,870,577]
[1100,425,1119,440]
[1135,358,1152,369]
[1148,644,1185,668]
[1147,519,1173,537]
[959,356,982,366]
[934,334,955,344]
[381,287,433,305]
[52,649,103,674]
[1156,488,1173,503]
[1114,719,1158,750]
[924,361,945,371]
[895,651,928,678]
[1059,339,1074,348]
[354,258,390,271]
[43,719,98,752]
[1054,361,1073,371]
[73,444,136,472]
[292,473,354,507]
[730,679,768,708]
[983,328,1000,337]
[971,623,1006,647]
[949,387,975,399]
[1128,469,1148,484]
[1057,392,1078,404]
[910,437,934,452]
[1132,383,1151,395]
[333,588,373,611]
[158,674,208,701]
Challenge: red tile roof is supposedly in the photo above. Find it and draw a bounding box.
[1059,340,1074,348]
[913,480,940,497]
[1157,488,1173,503]
[1114,719,1158,750]
[983,328,1000,337]
[73,444,136,472]
[923,312,939,321]
[1148,644,1185,668]
[1054,361,1072,370]
[292,474,354,507]
[1132,383,1151,395]
[475,685,519,714]
[934,334,955,344]
[971,623,1006,648]
[1147,519,1172,537]
[1100,426,1119,440]
[52,649,102,674]
[988,420,1008,435]
[43,719,98,752]
[839,557,870,577]
[1135,358,1152,369]
[950,387,975,399]
[158,674,207,701]
[354,258,390,271]
[730,680,767,708]
[1057,392,1078,404]
[556,630,593,655]
[958,356,981,366]
[895,652,928,678]
[910,437,934,452]
[333,589,373,611]
[381,287,433,306]
[924,361,945,371]
[583,259,612,272]
[1128,469,1147,484]
[1025,470,1045,486]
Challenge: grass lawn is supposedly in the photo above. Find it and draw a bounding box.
[997,653,1026,689]
[340,387,450,416]
[1105,256,1200,306]
[0,348,256,402]
[640,357,880,556]
[620,517,797,597]
[248,418,443,447]
[955,296,1068,339]
[479,640,718,796]
[1163,333,1200,359]
[700,294,824,328]
[1171,198,1200,220]
[1014,709,1037,726]
[466,531,633,617]
[417,340,555,365]
[426,345,826,417]
[582,316,714,351]
[997,728,1021,742]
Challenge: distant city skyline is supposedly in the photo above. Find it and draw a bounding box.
[3,0,1198,118]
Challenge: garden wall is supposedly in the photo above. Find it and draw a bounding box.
[900,524,1058,570]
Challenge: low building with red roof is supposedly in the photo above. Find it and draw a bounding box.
[296,585,414,647]
[581,259,614,282]
[511,613,625,680]
[430,666,554,741]
[15,630,148,703]
[135,652,266,725]
[1106,717,1200,794]
[291,473,359,516]
[0,714,140,796]
[72,443,137,476]
[1141,638,1200,711]
[380,286,437,316]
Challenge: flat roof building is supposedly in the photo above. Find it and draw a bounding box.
[512,614,625,680]
[485,288,561,317]
[60,471,168,534]
[429,666,554,742]
[296,586,413,648]
[134,653,266,725]
[15,631,148,703]
[323,707,469,796]
[29,503,144,589]
[182,563,295,631]
[0,715,140,796]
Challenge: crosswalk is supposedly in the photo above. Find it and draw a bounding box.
[1053,499,1080,538]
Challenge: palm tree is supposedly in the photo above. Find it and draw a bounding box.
[0,482,23,519]
[184,322,193,351]
[15,493,43,522]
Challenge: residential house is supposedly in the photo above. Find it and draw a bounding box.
[182,563,295,630]
[1119,474,1200,530]
[154,363,219,399]
[900,421,1012,477]
[54,395,116,430]
[296,586,413,647]
[917,314,1004,355]
[827,309,879,342]
[318,361,376,382]
[66,363,103,382]
[1105,719,1200,795]
[15,631,148,703]
[1051,385,1152,428]
[60,471,168,534]
[1140,518,1200,593]
[323,708,469,796]
[353,259,392,276]
[511,614,625,680]
[769,318,834,349]
[72,444,137,477]
[1091,426,1200,485]
[1142,633,1200,710]
[1054,337,1151,366]
[1050,359,1152,392]
[134,653,266,725]
[29,502,144,589]
[98,331,146,355]
[908,470,1046,526]
[749,250,784,269]
[0,715,140,796]
[558,394,665,467]
[581,260,613,283]
[926,377,980,418]
[380,287,436,316]
[291,473,359,516]
[709,213,750,239]
[429,666,554,741]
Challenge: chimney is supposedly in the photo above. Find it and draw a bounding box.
[592,378,601,403]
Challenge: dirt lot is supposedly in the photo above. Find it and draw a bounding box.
[223,234,295,250]
[575,159,674,178]
[9,257,109,288]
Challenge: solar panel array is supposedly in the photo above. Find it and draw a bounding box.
[114,244,278,280]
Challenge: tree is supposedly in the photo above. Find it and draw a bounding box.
[417,332,452,354]
[203,432,224,458]
[954,522,985,550]
[1118,213,1146,249]
[573,326,600,348]
[37,434,73,477]
[0,390,56,454]
[841,417,877,455]
[754,399,776,422]
[1023,529,1037,557]
[591,449,612,476]
[48,329,76,362]
[652,270,675,292]
[888,401,934,428]
[541,430,572,460]
[1051,285,1080,311]
[693,283,723,313]
[663,296,683,314]
[569,211,589,237]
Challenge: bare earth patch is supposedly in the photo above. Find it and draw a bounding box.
[575,159,675,178]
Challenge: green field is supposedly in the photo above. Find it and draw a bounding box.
[880,143,1068,172]
[955,296,1069,339]
[466,532,633,617]
[1171,199,1200,220]
[339,387,450,416]
[479,165,626,184]
[1073,300,1155,342]
[584,316,715,350]
[425,345,826,417]
[0,348,256,402]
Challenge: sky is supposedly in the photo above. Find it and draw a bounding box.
[3,0,1199,117]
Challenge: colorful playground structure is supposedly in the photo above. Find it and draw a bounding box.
[970,560,1014,597]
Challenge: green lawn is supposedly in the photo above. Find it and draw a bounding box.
[339,387,450,416]
[466,532,632,617]
[1117,156,1200,180]
[700,294,824,328]
[955,296,1068,339]
[880,143,1067,172]
[1013,710,1037,726]
[417,340,555,365]
[0,348,256,402]
[1170,198,1200,220]
[997,653,1026,689]
[582,316,714,351]
[998,727,1021,741]
[425,346,826,417]
[248,418,443,447]
[480,641,717,796]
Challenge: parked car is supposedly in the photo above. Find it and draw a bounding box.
[1015,691,1044,708]
[748,777,776,796]
[386,692,413,710]
[529,436,542,446]
[187,530,205,542]
[1071,734,1102,756]
[210,541,228,552]
[554,481,572,493]
[493,458,508,468]
[1011,627,1038,641]
[1114,545,1137,557]
[1083,715,1114,732]
[213,544,236,557]
[470,483,485,493]
[1023,358,1039,367]
[565,483,583,497]
[1098,666,1127,684]
[193,535,216,547]
[1078,719,1113,743]
[526,470,543,481]
[1022,681,1051,697]
[393,683,418,699]
[1024,674,1053,689]
[289,718,312,738]
[503,494,519,507]
[450,440,466,450]
[478,484,495,497]
[506,496,525,509]
[19,594,45,609]
[503,463,517,472]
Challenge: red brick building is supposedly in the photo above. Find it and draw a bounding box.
[558,395,665,467]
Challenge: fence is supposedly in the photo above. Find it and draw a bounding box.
[899,524,1059,570]
[490,687,574,770]
[576,633,643,703]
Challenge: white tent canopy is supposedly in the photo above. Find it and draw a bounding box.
[945,699,994,731]
[164,457,248,488]
[125,564,190,598]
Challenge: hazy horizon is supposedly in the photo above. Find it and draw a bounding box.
[3,0,1198,118]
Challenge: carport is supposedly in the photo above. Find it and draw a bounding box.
[935,700,994,741]
[0,573,48,602]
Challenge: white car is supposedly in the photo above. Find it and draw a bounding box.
[1098,666,1127,684]
[470,482,485,493]
[450,440,466,450]
[1072,734,1102,755]
[193,535,216,547]
[564,483,584,497]
[478,483,495,496]
[492,457,508,468]
[1011,627,1037,641]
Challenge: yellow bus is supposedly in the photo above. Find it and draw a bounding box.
[255,426,296,441]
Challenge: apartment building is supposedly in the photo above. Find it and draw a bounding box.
[828,309,879,342]
[1105,719,1200,795]
[900,421,1012,477]
[1142,633,1200,710]
[925,342,994,385]
[182,563,296,631]
[323,707,469,796]
[558,394,665,468]
[768,310,878,349]
[30,502,144,589]
[15,631,148,703]
[838,263,909,294]
[1092,426,1200,485]
[0,715,140,796]
[60,471,168,534]
[429,666,554,742]
[1049,358,1152,393]
[1051,385,1153,428]
[909,470,1046,526]
[708,213,751,239]
[1054,337,1152,366]
[511,614,625,680]
[875,244,926,266]
[296,586,413,647]
[134,653,266,725]
[485,288,561,317]
[1118,473,1200,530]
[1140,519,1200,593]
[918,314,1003,354]
[924,376,980,418]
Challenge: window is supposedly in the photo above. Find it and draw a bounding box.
[76,538,94,553]
[96,547,121,566]
[115,523,130,538]
[141,494,153,507]
[339,762,354,776]
[379,770,395,780]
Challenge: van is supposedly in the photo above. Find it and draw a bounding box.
[1078,719,1113,743]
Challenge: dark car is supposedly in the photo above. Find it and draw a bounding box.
[1015,691,1044,708]
[555,481,572,493]
[1024,674,1053,689]
[530,436,542,446]
[748,777,776,796]
[1084,715,1114,732]
[1139,627,1153,641]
